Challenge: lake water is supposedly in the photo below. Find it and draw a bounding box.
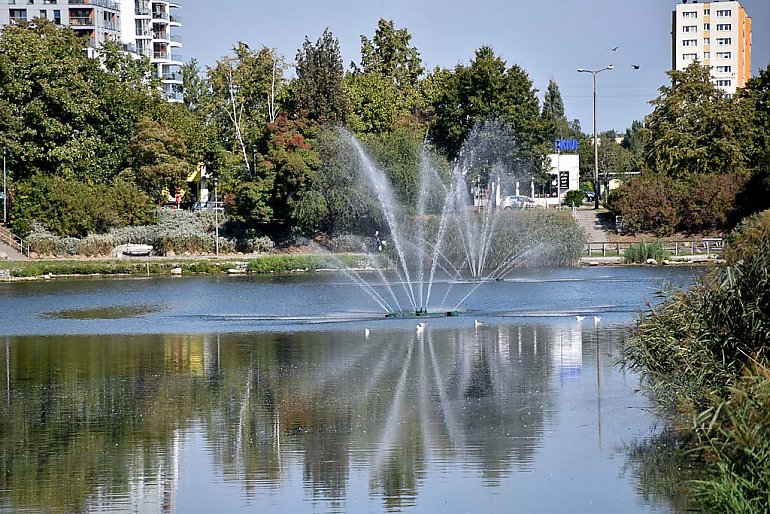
[0,267,701,513]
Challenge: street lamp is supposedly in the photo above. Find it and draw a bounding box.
[2,147,6,225]
[213,178,219,256]
[577,65,613,209]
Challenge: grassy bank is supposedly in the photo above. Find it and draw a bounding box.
[620,209,770,513]
[0,254,368,279]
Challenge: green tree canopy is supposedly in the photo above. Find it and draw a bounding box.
[293,29,349,124]
[355,19,423,90]
[643,63,754,178]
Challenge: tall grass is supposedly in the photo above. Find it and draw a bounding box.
[620,209,770,513]
[623,240,671,264]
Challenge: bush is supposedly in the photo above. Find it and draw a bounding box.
[607,173,681,236]
[563,190,584,207]
[623,240,671,264]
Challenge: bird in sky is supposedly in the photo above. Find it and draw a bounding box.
[632,64,640,70]
[609,46,619,52]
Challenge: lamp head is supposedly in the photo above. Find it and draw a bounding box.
[607,64,614,70]
[577,68,587,73]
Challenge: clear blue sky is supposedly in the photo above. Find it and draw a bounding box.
[179,0,769,134]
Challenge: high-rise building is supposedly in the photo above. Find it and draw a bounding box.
[0,0,183,102]
[119,1,183,102]
[672,0,752,96]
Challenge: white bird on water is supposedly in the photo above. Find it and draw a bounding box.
[576,315,585,322]
[365,328,370,339]
[594,315,602,324]
[475,319,484,328]
[416,322,427,332]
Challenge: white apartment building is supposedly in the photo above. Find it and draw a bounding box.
[672,0,752,96]
[0,0,183,102]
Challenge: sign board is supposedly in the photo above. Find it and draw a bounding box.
[559,171,569,191]
[554,139,579,152]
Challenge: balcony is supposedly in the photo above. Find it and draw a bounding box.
[169,14,181,24]
[162,71,184,82]
[69,17,95,27]
[151,11,169,21]
[153,31,169,41]
[69,0,120,11]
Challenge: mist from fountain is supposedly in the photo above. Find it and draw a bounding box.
[339,128,539,318]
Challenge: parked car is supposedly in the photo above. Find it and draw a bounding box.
[502,195,536,209]
[193,201,224,212]
[583,190,596,203]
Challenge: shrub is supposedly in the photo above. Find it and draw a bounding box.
[607,173,681,236]
[563,190,584,207]
[242,236,275,254]
[623,240,671,264]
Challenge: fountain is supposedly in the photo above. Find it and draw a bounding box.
[334,126,545,319]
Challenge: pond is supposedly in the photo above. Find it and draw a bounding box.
[0,267,701,513]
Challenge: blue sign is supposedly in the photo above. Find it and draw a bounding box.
[554,139,579,152]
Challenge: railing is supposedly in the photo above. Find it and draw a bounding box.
[170,14,181,23]
[69,17,95,26]
[162,72,183,81]
[585,239,724,258]
[69,0,121,11]
[0,226,32,258]
[152,12,169,21]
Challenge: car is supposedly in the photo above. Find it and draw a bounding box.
[502,195,536,209]
[583,190,596,203]
[193,201,225,212]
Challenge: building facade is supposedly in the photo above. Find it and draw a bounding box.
[672,0,752,96]
[0,0,182,102]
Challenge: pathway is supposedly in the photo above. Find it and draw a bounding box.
[572,208,611,242]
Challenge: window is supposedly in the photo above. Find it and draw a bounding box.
[39,9,46,17]
[682,39,698,47]
[9,9,27,21]
[716,51,732,59]
[683,25,697,33]
[704,52,710,59]
[716,24,732,31]
[682,11,698,18]
[683,53,698,61]
[716,79,732,87]
[716,9,732,17]
[27,0,34,4]
[53,8,60,24]
[704,37,710,45]
[704,23,710,30]
[716,65,732,73]
[704,9,710,16]
[717,38,732,45]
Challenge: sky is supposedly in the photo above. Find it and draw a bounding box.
[178,0,769,134]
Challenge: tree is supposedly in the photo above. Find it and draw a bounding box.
[541,79,570,139]
[643,63,754,178]
[127,117,192,202]
[0,20,160,184]
[355,19,423,90]
[428,46,548,181]
[293,29,349,124]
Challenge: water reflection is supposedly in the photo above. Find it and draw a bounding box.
[1,325,669,513]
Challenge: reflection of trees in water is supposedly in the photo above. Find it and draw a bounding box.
[1,326,558,512]
[621,431,704,513]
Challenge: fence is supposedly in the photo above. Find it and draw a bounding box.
[0,226,31,258]
[585,238,723,257]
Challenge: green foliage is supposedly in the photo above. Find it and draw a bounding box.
[427,46,548,181]
[355,19,423,90]
[293,29,348,124]
[0,21,159,184]
[693,367,770,514]
[11,174,154,238]
[608,172,748,235]
[541,79,570,138]
[128,116,192,200]
[562,190,583,207]
[623,240,670,264]
[643,63,754,179]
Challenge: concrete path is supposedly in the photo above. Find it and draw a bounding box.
[0,237,30,261]
[572,208,610,242]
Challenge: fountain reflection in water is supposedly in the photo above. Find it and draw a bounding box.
[334,129,542,319]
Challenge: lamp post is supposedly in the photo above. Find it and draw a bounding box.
[213,178,219,256]
[577,65,613,209]
[2,147,6,225]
